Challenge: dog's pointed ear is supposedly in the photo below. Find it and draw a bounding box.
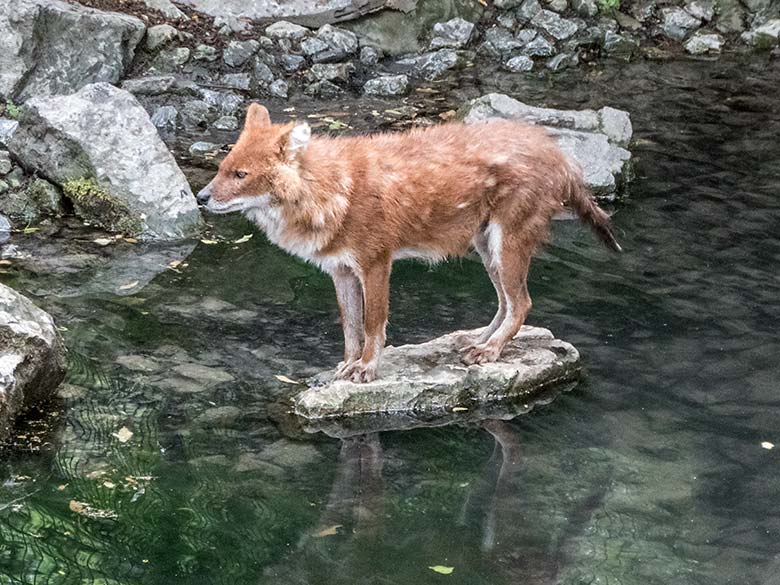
[244,103,271,130]
[278,122,311,161]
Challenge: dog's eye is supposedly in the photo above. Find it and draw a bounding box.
[235,170,247,179]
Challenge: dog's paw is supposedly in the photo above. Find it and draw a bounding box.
[334,361,377,384]
[459,343,501,366]
[334,359,358,378]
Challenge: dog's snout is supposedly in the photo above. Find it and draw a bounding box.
[196,184,212,204]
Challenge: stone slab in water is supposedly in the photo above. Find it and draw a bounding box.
[293,326,581,420]
[459,93,633,197]
[0,284,66,440]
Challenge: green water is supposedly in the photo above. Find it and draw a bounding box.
[2,55,780,584]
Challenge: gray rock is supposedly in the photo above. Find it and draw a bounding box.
[279,54,306,73]
[546,52,577,70]
[152,47,191,70]
[747,18,780,48]
[310,63,354,83]
[400,49,459,80]
[180,100,212,127]
[480,27,524,58]
[715,0,746,33]
[0,214,9,243]
[189,141,220,157]
[572,0,597,16]
[254,60,276,86]
[193,44,219,61]
[661,6,702,40]
[504,55,535,71]
[493,0,523,7]
[265,20,311,40]
[0,119,18,148]
[614,10,643,31]
[459,93,633,195]
[684,32,724,53]
[516,28,538,44]
[363,74,410,96]
[547,0,568,12]
[142,0,189,20]
[603,31,640,59]
[223,39,260,67]
[0,284,66,440]
[359,45,382,65]
[199,89,243,115]
[294,326,581,420]
[532,9,579,40]
[145,24,179,51]
[27,178,63,216]
[8,83,202,239]
[429,17,475,50]
[304,80,341,98]
[151,106,179,130]
[196,406,242,428]
[121,75,198,96]
[517,0,543,22]
[220,73,252,91]
[214,15,251,35]
[0,151,11,176]
[269,79,289,99]
[300,36,330,56]
[497,13,517,30]
[685,0,715,21]
[308,24,359,62]
[630,0,657,21]
[0,0,145,102]
[523,36,557,57]
[212,115,238,131]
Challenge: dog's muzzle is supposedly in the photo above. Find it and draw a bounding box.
[196,184,212,204]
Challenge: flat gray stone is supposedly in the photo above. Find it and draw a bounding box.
[459,93,633,196]
[0,0,145,102]
[0,283,66,440]
[531,9,579,40]
[363,74,410,96]
[294,326,580,420]
[145,24,179,51]
[142,0,189,20]
[504,55,535,72]
[661,6,702,40]
[684,32,724,53]
[429,17,475,49]
[8,83,202,240]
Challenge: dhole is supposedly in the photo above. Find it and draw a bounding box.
[198,104,620,383]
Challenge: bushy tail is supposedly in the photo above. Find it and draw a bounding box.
[566,169,622,253]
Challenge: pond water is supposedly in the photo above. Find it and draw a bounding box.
[2,55,780,584]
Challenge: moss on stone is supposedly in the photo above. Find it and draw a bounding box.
[63,177,143,236]
[3,100,22,120]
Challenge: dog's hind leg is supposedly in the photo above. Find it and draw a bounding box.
[461,223,533,365]
[466,228,507,346]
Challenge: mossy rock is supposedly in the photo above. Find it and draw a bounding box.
[63,177,144,236]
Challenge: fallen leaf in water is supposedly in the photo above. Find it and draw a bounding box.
[274,375,300,385]
[69,500,118,519]
[761,441,774,450]
[57,484,67,491]
[168,260,182,269]
[93,238,112,246]
[23,226,39,234]
[113,427,133,443]
[233,234,253,244]
[429,565,454,575]
[200,239,218,245]
[123,237,138,243]
[102,481,116,489]
[0,260,11,265]
[313,524,342,538]
[438,110,457,120]
[452,406,468,412]
[118,281,139,291]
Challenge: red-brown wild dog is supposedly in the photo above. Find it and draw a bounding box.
[198,104,621,383]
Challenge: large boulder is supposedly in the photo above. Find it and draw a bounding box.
[177,0,416,27]
[0,284,66,440]
[459,93,633,197]
[8,83,203,240]
[0,0,145,102]
[294,326,581,419]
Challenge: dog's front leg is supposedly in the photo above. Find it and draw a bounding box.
[338,257,391,384]
[332,267,364,377]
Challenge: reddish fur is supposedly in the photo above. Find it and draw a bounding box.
[201,104,620,383]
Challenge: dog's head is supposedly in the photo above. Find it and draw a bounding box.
[196,104,310,214]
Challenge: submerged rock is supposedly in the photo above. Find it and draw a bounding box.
[294,326,580,420]
[8,83,202,239]
[0,0,145,102]
[459,93,633,196]
[0,283,66,440]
